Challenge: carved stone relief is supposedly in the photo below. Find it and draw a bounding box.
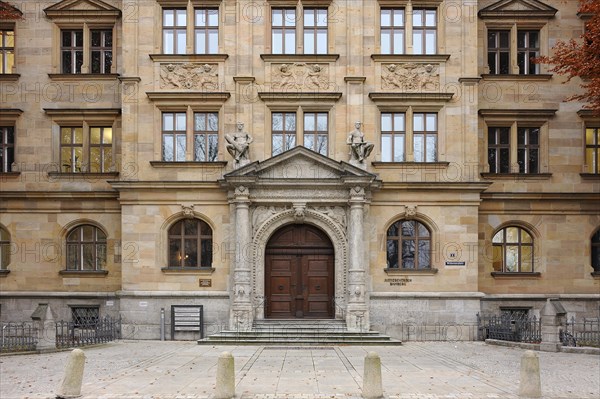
[251,206,288,233]
[272,63,330,90]
[160,63,218,90]
[311,206,347,232]
[381,63,440,91]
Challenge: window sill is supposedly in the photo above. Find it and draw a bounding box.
[591,272,600,279]
[481,173,552,180]
[0,269,10,277]
[149,54,229,62]
[47,172,120,179]
[59,270,108,277]
[260,54,340,62]
[161,267,215,275]
[384,268,438,275]
[371,54,450,62]
[491,272,541,279]
[580,173,600,180]
[150,161,227,168]
[372,161,450,169]
[48,73,120,81]
[0,172,21,177]
[0,74,20,81]
[480,74,553,81]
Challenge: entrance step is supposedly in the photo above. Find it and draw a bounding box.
[198,319,401,346]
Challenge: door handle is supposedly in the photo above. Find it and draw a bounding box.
[315,285,321,290]
[278,285,284,291]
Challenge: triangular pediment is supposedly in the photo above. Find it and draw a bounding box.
[479,0,557,19]
[223,146,378,182]
[44,0,121,18]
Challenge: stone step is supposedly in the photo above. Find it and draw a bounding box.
[198,338,402,346]
[206,332,389,339]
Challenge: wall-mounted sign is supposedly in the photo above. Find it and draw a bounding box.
[445,261,466,266]
[384,278,412,286]
[199,279,212,287]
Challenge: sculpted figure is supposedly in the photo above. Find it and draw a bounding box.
[225,122,253,166]
[346,121,374,162]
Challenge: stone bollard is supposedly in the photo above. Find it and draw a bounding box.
[362,352,384,399]
[215,351,235,399]
[519,350,541,398]
[56,348,86,399]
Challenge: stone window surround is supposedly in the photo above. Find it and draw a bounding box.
[0,108,21,175]
[0,224,11,276]
[487,221,542,278]
[0,22,18,81]
[578,110,600,178]
[591,227,600,277]
[58,219,111,277]
[490,225,537,276]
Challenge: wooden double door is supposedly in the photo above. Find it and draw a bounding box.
[265,224,334,319]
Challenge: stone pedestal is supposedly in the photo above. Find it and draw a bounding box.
[540,298,566,352]
[519,350,541,398]
[215,351,235,399]
[31,303,56,352]
[363,352,384,399]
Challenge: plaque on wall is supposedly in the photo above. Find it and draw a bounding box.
[199,279,212,287]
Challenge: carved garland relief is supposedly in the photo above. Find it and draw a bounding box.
[160,63,219,90]
[381,63,440,91]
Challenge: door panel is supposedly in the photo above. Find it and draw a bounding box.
[266,255,296,318]
[303,255,333,318]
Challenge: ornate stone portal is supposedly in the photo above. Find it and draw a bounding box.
[221,147,380,332]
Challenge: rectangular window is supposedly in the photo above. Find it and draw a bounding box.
[488,30,510,74]
[90,30,112,74]
[272,112,296,155]
[163,9,187,54]
[304,9,327,54]
[0,126,14,173]
[0,29,15,74]
[61,30,83,74]
[413,113,437,162]
[517,30,539,75]
[381,113,405,162]
[488,127,510,173]
[517,127,539,173]
[195,9,218,54]
[162,112,187,162]
[89,127,113,173]
[585,127,599,174]
[71,306,99,328]
[303,112,328,155]
[194,112,219,162]
[380,9,404,54]
[413,9,436,55]
[272,9,296,54]
[60,127,83,172]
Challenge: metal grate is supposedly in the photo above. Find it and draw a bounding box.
[71,306,100,328]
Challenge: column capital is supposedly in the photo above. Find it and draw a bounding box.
[349,186,366,203]
[233,185,250,203]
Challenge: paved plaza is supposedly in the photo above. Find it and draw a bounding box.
[0,341,598,399]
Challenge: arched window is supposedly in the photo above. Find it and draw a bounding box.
[168,219,212,268]
[387,219,431,269]
[0,226,10,270]
[66,225,107,271]
[592,228,600,274]
[492,226,533,273]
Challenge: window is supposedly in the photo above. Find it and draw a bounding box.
[487,30,510,74]
[61,30,83,74]
[413,113,437,162]
[592,229,600,273]
[412,9,436,55]
[90,30,112,74]
[162,112,187,162]
[168,219,213,268]
[488,127,510,173]
[0,29,14,74]
[381,113,405,162]
[61,29,113,74]
[89,127,113,173]
[380,9,404,54]
[304,9,327,54]
[492,226,534,273]
[517,127,539,173]
[0,126,14,172]
[66,225,107,271]
[0,226,10,270]
[71,306,99,328]
[272,112,296,155]
[194,112,218,162]
[303,112,327,155]
[517,30,540,75]
[59,126,113,173]
[387,219,431,269]
[272,9,296,54]
[585,127,599,174]
[163,9,187,54]
[60,127,83,172]
[195,9,218,54]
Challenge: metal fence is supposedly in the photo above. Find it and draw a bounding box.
[477,313,542,343]
[561,317,600,348]
[56,316,122,349]
[0,322,38,352]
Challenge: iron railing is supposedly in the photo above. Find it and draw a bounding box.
[56,316,121,348]
[561,317,600,348]
[477,313,542,343]
[0,322,38,352]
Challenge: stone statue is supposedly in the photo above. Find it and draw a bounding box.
[346,121,374,164]
[225,122,253,167]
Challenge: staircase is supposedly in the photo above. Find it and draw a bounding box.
[198,319,401,346]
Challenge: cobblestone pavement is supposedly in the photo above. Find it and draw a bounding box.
[0,341,598,399]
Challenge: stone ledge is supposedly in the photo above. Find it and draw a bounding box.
[59,270,109,277]
[384,268,438,275]
[372,162,450,169]
[150,161,227,168]
[485,339,541,350]
[48,73,120,81]
[481,173,552,180]
[149,54,229,62]
[0,269,10,277]
[0,172,21,177]
[491,272,542,278]
[161,267,215,275]
[47,172,119,179]
[580,173,600,180]
[0,74,20,81]
[260,54,340,62]
[559,346,600,355]
[480,74,553,81]
[591,272,600,279]
[370,54,451,62]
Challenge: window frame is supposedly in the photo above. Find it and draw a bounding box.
[386,219,432,270]
[517,127,540,174]
[163,8,187,55]
[168,219,213,268]
[61,29,84,74]
[592,228,600,274]
[0,226,10,271]
[517,30,540,75]
[487,126,510,174]
[89,126,114,173]
[272,111,297,156]
[491,226,534,273]
[487,29,510,75]
[585,126,599,174]
[412,8,437,55]
[380,112,406,162]
[303,112,328,155]
[66,224,107,272]
[90,29,113,74]
[303,8,328,55]
[194,8,219,54]
[380,8,405,55]
[193,112,219,162]
[70,306,100,328]
[0,126,15,173]
[0,28,15,74]
[60,126,84,173]
[272,8,297,55]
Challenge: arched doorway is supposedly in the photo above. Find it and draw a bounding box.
[265,224,334,318]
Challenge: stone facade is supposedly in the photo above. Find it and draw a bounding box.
[0,0,598,340]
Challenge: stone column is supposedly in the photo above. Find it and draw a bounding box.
[347,186,369,332]
[229,185,253,331]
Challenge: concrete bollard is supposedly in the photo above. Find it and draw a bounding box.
[519,350,541,398]
[362,351,384,399]
[56,348,86,399]
[215,351,235,399]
